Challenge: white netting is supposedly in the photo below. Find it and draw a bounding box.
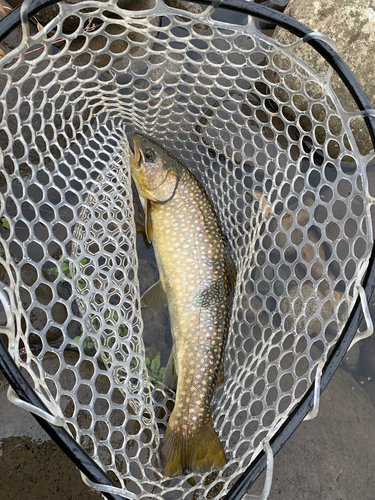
[0,1,373,498]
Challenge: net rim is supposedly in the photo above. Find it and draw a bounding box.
[0,1,375,499]
[1,0,375,144]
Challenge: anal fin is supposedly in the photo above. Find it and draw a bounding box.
[141,280,167,308]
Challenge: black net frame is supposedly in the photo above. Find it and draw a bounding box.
[0,1,374,499]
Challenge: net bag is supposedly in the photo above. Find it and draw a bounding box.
[0,1,375,499]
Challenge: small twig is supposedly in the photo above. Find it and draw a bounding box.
[10,38,65,60]
[84,17,99,32]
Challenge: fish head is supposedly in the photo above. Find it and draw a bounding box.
[131,133,180,203]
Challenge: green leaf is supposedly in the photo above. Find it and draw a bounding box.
[150,358,156,371]
[145,357,150,366]
[83,337,94,350]
[1,217,9,229]
[159,367,165,377]
[78,279,85,290]
[119,324,128,337]
[61,260,72,278]
[47,267,58,276]
[154,352,161,371]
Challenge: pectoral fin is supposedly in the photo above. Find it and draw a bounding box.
[141,280,167,308]
[131,180,151,248]
[145,198,153,243]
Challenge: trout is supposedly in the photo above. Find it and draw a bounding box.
[131,133,235,477]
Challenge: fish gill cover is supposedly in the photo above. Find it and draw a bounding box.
[0,0,373,498]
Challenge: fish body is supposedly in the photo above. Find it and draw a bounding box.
[131,133,234,477]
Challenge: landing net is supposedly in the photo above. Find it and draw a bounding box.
[0,1,374,499]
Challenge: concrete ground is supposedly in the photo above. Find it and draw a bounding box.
[1,355,375,499]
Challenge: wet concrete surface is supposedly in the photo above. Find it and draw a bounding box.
[1,339,375,499]
[0,372,102,500]
[250,364,375,500]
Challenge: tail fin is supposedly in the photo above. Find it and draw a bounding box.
[160,420,226,477]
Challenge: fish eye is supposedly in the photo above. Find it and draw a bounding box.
[144,149,154,161]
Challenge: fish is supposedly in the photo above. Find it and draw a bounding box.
[130,132,236,477]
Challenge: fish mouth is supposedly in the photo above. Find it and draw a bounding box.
[133,132,145,152]
[132,133,143,170]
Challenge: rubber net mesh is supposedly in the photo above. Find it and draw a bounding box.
[0,1,373,498]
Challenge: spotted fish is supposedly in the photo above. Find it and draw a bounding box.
[130,133,236,477]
